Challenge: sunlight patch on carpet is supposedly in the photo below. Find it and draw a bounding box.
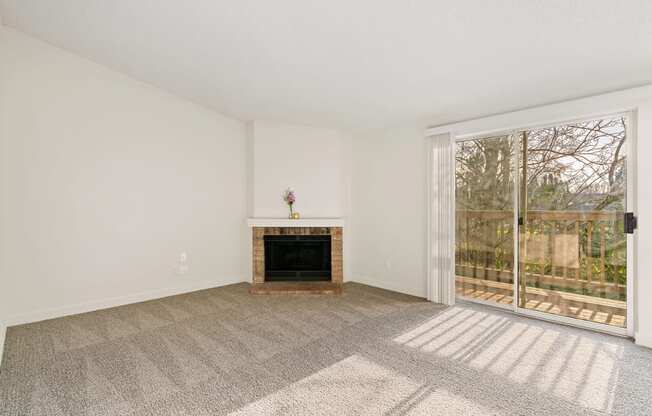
[393,306,620,413]
[227,355,492,416]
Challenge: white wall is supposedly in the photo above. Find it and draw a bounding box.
[0,26,249,326]
[249,121,352,218]
[351,127,428,297]
[635,100,652,347]
[0,23,7,362]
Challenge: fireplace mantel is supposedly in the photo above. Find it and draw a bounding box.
[246,217,345,228]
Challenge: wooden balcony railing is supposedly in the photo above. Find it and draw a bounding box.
[455,210,627,327]
[456,209,627,326]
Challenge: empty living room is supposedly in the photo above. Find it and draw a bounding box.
[2,1,652,415]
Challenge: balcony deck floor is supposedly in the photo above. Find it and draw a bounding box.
[456,276,626,328]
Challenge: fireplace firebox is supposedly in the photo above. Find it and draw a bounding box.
[264,235,331,281]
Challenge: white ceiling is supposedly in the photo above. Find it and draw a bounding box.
[1,1,651,129]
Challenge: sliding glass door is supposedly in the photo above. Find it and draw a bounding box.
[517,116,628,328]
[455,114,631,332]
[455,134,515,306]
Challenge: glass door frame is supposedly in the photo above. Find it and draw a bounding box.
[453,111,636,338]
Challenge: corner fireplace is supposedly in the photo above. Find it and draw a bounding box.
[264,235,331,281]
[249,224,343,293]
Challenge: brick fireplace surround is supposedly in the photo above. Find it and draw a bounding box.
[249,223,343,294]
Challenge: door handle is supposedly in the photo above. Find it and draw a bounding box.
[624,212,637,234]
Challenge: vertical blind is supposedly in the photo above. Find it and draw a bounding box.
[428,133,455,305]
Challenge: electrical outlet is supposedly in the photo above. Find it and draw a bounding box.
[177,252,189,275]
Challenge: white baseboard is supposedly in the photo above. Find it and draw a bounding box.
[635,331,652,349]
[5,276,246,327]
[351,276,426,299]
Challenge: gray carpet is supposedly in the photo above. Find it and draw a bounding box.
[1,282,651,416]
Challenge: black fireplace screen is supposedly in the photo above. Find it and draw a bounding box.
[264,235,331,281]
